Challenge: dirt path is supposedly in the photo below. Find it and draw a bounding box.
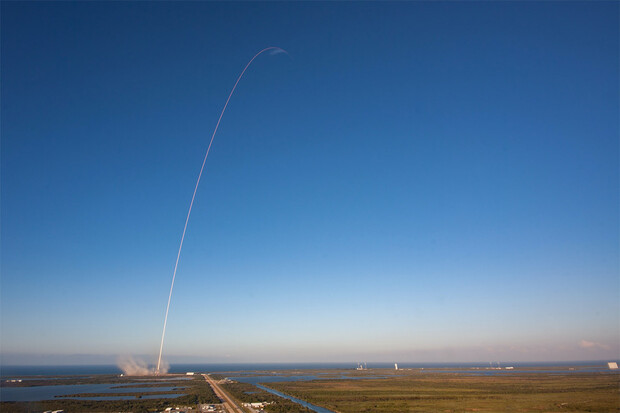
[202,373,245,413]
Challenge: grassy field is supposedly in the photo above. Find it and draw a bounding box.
[3,369,618,412]
[265,370,620,413]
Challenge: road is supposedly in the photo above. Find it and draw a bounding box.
[202,373,245,413]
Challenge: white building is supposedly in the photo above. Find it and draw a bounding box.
[243,402,271,408]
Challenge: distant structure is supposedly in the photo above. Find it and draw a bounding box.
[608,362,618,370]
[488,361,501,370]
[186,372,195,376]
[243,402,272,409]
[395,363,398,370]
[356,362,367,370]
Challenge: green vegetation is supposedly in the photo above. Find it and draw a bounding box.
[265,371,620,412]
[1,374,130,387]
[2,398,177,413]
[219,380,312,413]
[4,369,618,412]
[0,375,220,412]
[56,390,186,398]
[0,374,192,387]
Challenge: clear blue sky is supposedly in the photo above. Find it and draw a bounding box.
[2,1,618,365]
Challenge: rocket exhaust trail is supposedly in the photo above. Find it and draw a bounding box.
[156,47,287,374]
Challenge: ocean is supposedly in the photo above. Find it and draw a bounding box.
[1,360,615,377]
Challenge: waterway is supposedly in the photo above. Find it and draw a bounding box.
[256,384,333,413]
[229,375,337,412]
[0,383,187,402]
[3,360,617,376]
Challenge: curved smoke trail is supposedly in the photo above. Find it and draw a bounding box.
[156,47,287,374]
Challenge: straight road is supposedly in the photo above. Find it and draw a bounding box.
[202,373,245,413]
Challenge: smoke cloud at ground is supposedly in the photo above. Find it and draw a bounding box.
[117,356,168,375]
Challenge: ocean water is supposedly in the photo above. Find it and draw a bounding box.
[1,360,615,377]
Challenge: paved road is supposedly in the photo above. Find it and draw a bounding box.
[202,373,245,413]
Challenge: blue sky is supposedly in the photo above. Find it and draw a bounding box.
[2,1,618,365]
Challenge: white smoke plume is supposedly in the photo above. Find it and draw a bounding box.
[117,356,169,375]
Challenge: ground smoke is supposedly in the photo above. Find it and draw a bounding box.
[117,356,168,375]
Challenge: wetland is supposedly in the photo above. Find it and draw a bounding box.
[2,365,618,412]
